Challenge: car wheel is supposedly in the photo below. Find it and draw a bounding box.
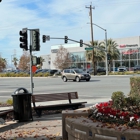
[73,80,76,82]
[76,77,80,82]
[86,79,90,81]
[63,76,67,82]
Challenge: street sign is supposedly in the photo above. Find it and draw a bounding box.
[85,47,93,50]
[32,66,37,73]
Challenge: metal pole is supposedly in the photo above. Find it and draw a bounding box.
[89,5,96,76]
[91,23,108,76]
[105,30,108,75]
[30,30,33,94]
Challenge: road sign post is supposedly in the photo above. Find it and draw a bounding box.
[85,47,93,50]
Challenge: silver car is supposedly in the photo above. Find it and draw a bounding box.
[61,69,91,82]
[118,66,127,72]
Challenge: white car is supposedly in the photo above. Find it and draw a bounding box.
[118,66,127,72]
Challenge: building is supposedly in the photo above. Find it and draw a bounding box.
[41,54,51,69]
[42,36,140,70]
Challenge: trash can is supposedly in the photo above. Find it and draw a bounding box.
[11,87,33,122]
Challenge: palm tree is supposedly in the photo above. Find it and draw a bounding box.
[101,39,120,72]
[40,57,45,69]
[86,40,105,75]
[12,57,18,69]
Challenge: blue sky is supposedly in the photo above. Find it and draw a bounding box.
[0,0,140,66]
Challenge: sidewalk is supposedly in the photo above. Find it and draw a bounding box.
[0,113,62,140]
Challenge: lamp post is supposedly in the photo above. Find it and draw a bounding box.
[92,23,108,76]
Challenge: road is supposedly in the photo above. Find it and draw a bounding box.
[0,75,134,107]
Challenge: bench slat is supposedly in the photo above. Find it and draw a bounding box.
[32,92,78,102]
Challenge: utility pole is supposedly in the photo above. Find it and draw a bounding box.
[86,4,96,75]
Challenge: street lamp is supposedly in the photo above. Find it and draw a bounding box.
[91,23,108,76]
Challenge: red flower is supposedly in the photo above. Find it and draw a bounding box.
[133,114,139,119]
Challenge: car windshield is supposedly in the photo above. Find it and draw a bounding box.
[74,69,84,73]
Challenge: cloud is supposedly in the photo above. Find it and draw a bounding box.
[0,0,140,66]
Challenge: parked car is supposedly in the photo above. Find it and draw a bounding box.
[35,69,43,74]
[97,68,106,73]
[41,69,50,73]
[61,68,91,82]
[86,68,94,74]
[47,69,59,75]
[118,66,127,72]
[133,65,140,71]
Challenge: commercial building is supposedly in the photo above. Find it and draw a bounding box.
[41,36,140,70]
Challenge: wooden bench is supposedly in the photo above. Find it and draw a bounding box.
[32,92,87,117]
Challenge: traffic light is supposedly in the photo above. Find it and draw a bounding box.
[37,57,41,64]
[64,36,68,43]
[32,29,40,51]
[32,56,37,65]
[107,53,111,60]
[19,29,28,50]
[32,56,41,65]
[80,39,83,47]
[42,35,46,43]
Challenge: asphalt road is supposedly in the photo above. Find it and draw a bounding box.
[0,75,135,107]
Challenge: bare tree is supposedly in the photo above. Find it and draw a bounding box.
[18,52,30,71]
[53,45,72,70]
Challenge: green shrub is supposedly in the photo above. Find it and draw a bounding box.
[111,91,126,109]
[6,99,13,105]
[129,77,140,97]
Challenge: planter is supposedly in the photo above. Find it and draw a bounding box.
[62,108,140,140]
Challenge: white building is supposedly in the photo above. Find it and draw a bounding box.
[41,36,140,70]
[41,54,51,69]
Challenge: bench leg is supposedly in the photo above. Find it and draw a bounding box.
[35,110,42,117]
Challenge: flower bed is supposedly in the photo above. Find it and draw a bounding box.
[89,100,140,128]
[63,91,140,140]
[88,91,140,129]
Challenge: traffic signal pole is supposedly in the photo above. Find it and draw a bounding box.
[19,28,40,94]
[49,37,105,51]
[29,30,34,94]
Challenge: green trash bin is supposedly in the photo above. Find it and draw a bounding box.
[12,87,33,122]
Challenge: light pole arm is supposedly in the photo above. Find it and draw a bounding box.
[92,23,106,32]
[89,22,108,75]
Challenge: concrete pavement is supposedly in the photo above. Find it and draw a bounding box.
[0,113,62,140]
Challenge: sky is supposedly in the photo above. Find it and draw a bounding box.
[0,0,140,67]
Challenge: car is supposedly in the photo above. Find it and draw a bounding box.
[97,68,106,73]
[61,68,91,82]
[41,69,50,73]
[35,69,43,74]
[86,68,94,74]
[133,65,140,71]
[47,69,59,75]
[118,66,127,72]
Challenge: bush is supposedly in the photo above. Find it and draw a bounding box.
[6,99,13,105]
[111,91,125,109]
[129,77,140,97]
